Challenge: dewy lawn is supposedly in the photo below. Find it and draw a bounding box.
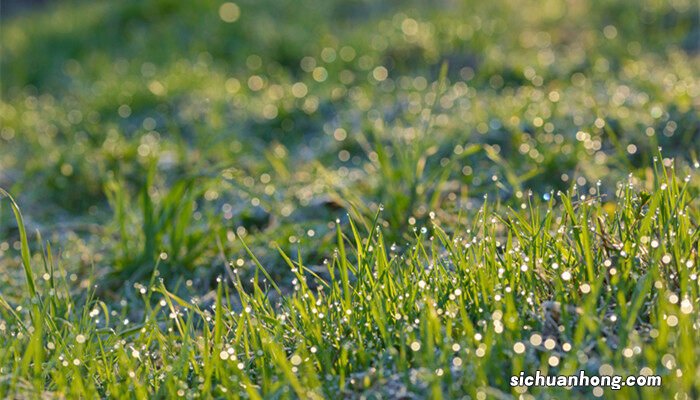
[1,0,699,398]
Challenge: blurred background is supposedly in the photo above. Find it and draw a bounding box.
[0,0,698,292]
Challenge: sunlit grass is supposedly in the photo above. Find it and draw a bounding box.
[1,157,699,398]
[0,0,699,398]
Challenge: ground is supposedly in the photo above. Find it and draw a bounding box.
[0,0,699,398]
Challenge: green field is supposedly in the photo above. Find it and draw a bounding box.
[1,0,699,398]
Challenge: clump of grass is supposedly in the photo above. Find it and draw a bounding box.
[1,158,697,398]
[103,164,217,281]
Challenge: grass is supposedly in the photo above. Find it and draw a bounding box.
[1,0,699,398]
[1,157,699,398]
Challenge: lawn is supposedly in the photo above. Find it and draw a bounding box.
[0,0,699,398]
